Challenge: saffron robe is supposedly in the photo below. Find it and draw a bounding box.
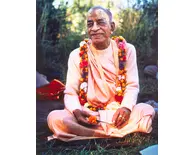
[47,40,155,142]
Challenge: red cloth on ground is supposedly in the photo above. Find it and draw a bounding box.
[36,79,65,101]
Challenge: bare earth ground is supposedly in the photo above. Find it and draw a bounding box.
[36,65,158,155]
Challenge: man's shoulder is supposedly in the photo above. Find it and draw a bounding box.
[126,42,136,53]
[69,47,80,57]
[126,42,135,50]
[68,48,80,64]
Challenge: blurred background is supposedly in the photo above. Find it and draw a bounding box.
[36,0,158,101]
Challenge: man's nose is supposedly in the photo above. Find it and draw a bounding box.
[91,22,100,31]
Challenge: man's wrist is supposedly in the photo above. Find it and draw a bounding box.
[73,109,81,117]
[121,106,131,113]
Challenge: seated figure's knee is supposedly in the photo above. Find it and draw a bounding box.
[133,103,154,133]
[47,110,62,129]
[134,103,155,119]
[143,103,155,118]
[134,102,153,110]
[47,110,59,121]
[138,115,153,133]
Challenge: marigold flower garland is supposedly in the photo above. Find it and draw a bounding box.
[78,39,89,106]
[88,116,98,124]
[112,36,127,103]
[78,36,127,111]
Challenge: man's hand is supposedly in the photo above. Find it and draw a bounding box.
[73,109,94,126]
[112,107,131,129]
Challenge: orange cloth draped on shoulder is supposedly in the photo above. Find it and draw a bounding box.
[47,40,155,142]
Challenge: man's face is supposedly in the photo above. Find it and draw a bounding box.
[87,9,113,46]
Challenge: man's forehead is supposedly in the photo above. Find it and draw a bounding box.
[87,9,109,21]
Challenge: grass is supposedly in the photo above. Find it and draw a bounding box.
[37,127,158,155]
[36,61,158,155]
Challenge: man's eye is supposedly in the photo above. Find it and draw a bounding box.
[87,23,93,27]
[98,21,106,26]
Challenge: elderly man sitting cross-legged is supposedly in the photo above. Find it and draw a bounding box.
[47,6,155,142]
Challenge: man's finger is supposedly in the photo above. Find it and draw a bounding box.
[117,120,128,129]
[112,110,120,124]
[115,110,125,126]
[82,111,91,117]
[116,112,125,127]
[78,117,91,126]
[116,116,124,127]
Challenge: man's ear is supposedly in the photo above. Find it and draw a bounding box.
[110,22,115,32]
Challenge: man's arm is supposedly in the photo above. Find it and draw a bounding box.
[112,43,139,129]
[120,43,139,112]
[64,49,82,113]
[64,48,94,126]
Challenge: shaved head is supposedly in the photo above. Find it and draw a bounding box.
[87,6,113,23]
[86,6,115,50]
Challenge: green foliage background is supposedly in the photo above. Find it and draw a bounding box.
[36,0,158,83]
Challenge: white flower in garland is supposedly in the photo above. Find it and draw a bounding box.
[80,82,88,93]
[116,86,122,92]
[84,102,90,108]
[79,41,86,47]
[121,75,125,79]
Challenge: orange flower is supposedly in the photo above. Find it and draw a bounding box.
[88,116,97,124]
[117,90,122,94]
[122,83,126,87]
[118,69,124,74]
[120,79,124,83]
[92,107,96,111]
[80,78,84,82]
[84,39,89,42]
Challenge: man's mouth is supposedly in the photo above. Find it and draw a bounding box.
[91,33,103,38]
